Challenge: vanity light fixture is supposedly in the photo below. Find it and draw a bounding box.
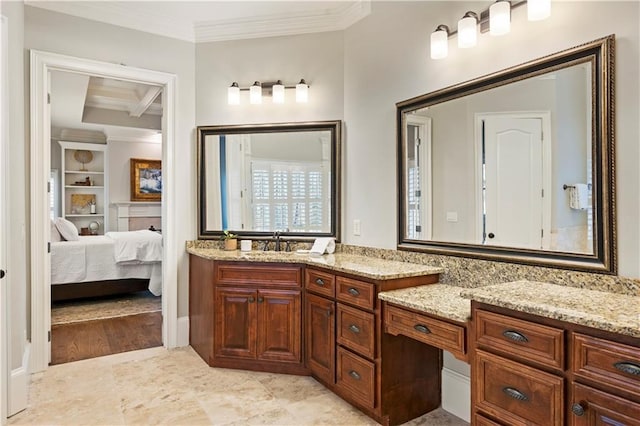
[227,82,240,105]
[457,11,478,48]
[490,0,511,35]
[429,0,550,60]
[527,0,551,21]
[226,79,310,105]
[249,81,262,104]
[272,80,285,104]
[430,24,449,59]
[295,79,309,103]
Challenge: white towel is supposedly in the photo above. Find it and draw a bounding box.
[309,237,336,256]
[569,183,589,210]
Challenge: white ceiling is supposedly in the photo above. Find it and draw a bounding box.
[25,0,371,43]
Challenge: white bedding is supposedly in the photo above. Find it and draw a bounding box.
[105,230,163,263]
[51,234,162,296]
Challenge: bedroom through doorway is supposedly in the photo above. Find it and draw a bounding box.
[46,68,165,364]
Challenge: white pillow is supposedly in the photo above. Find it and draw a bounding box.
[50,219,62,242]
[55,217,79,241]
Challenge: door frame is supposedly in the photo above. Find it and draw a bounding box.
[1,14,9,423]
[30,50,178,373]
[404,114,432,240]
[474,112,552,248]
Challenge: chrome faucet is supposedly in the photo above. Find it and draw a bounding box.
[273,231,281,252]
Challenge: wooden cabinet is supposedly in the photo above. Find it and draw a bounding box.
[190,257,305,375]
[305,292,335,385]
[471,302,640,426]
[305,266,441,426]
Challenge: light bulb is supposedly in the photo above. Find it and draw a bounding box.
[490,1,511,36]
[249,81,262,104]
[295,79,308,103]
[227,82,240,105]
[458,12,478,48]
[430,25,449,60]
[272,80,285,104]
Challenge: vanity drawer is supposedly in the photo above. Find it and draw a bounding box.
[336,347,375,409]
[475,350,564,426]
[336,276,375,310]
[337,303,375,359]
[305,268,335,298]
[572,333,640,400]
[384,304,465,359]
[475,309,564,370]
[570,382,640,426]
[216,263,301,287]
[473,413,502,426]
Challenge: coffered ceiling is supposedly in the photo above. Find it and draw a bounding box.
[25,0,371,43]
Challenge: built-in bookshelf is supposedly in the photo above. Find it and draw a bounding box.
[59,141,108,235]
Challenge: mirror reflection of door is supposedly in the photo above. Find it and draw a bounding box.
[405,115,432,240]
[480,115,548,249]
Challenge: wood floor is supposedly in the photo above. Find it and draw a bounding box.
[51,312,162,365]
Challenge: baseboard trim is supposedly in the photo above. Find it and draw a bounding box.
[176,316,189,347]
[441,367,470,423]
[8,342,30,416]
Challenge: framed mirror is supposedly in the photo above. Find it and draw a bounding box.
[397,35,615,273]
[197,120,341,240]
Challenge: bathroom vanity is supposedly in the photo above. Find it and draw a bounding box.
[187,248,446,426]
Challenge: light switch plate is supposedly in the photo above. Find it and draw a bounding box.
[353,219,361,236]
[446,212,458,222]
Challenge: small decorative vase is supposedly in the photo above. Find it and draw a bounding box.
[224,239,237,251]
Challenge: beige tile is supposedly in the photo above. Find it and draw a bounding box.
[11,347,469,426]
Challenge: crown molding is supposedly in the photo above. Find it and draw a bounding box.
[195,1,371,43]
[26,1,371,44]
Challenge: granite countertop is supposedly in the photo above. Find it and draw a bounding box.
[186,247,444,281]
[461,281,640,338]
[378,284,471,323]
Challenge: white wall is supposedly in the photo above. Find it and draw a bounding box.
[24,6,196,317]
[343,1,640,278]
[107,139,162,231]
[3,0,27,375]
[195,31,344,128]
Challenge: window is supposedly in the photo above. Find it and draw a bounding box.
[250,161,327,232]
[49,169,59,220]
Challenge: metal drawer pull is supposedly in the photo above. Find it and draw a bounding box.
[571,403,585,416]
[248,296,255,303]
[349,370,361,380]
[349,324,361,334]
[315,278,325,286]
[414,324,431,334]
[502,330,529,343]
[502,387,529,401]
[348,287,360,296]
[327,309,332,317]
[257,296,264,303]
[614,361,640,376]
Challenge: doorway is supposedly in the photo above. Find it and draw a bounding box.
[476,112,551,250]
[30,50,178,373]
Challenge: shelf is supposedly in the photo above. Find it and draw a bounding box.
[65,214,104,218]
[65,185,104,189]
[64,171,104,175]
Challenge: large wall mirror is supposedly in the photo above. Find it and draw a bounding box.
[397,35,615,273]
[198,121,341,240]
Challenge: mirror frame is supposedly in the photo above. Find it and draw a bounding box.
[396,35,615,274]
[197,120,342,241]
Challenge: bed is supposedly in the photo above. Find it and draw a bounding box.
[51,230,162,301]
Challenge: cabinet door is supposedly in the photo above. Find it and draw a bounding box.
[214,287,257,359]
[570,383,640,426]
[257,289,301,364]
[305,293,336,384]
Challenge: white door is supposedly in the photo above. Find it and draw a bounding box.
[405,115,432,240]
[483,117,543,249]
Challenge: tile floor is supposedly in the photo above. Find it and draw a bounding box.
[9,346,469,426]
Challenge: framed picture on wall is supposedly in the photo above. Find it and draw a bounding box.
[130,158,162,201]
